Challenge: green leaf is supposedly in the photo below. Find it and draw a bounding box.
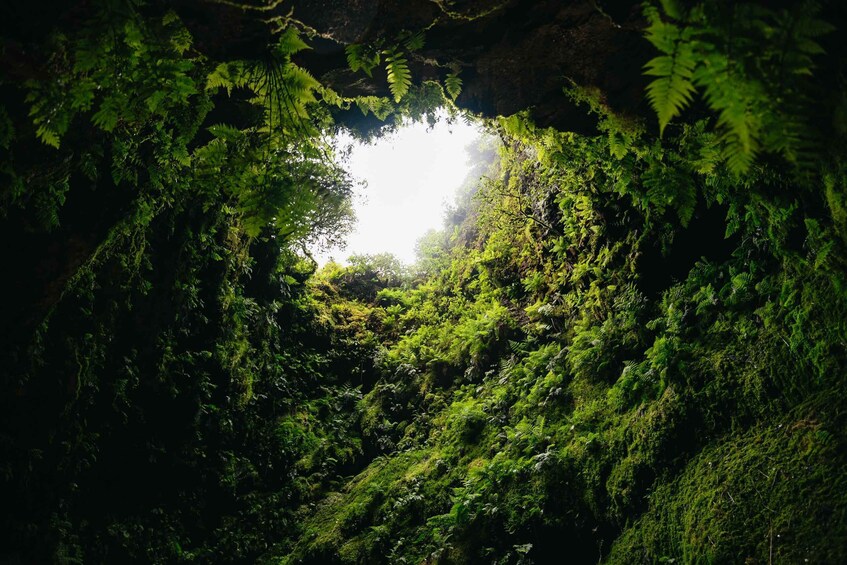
[658,0,683,20]
[92,97,120,131]
[207,123,244,141]
[643,17,698,137]
[35,125,60,148]
[276,27,310,56]
[346,44,380,77]
[445,73,462,101]
[385,53,411,103]
[403,30,425,52]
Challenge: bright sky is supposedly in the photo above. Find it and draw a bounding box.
[318,116,481,265]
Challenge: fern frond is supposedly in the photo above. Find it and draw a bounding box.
[207,123,244,141]
[722,142,756,177]
[320,86,344,108]
[384,53,411,103]
[275,27,310,57]
[692,56,763,174]
[206,63,233,93]
[644,53,697,136]
[643,14,698,136]
[92,96,121,131]
[207,62,248,94]
[444,72,462,101]
[345,44,379,77]
[284,64,320,99]
[355,96,393,120]
[403,30,425,52]
[35,125,61,148]
[658,0,683,20]
[345,44,365,73]
[508,339,527,356]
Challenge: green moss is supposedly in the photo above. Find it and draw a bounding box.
[609,393,847,563]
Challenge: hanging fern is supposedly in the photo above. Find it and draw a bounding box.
[384,51,412,103]
[400,30,425,52]
[642,1,833,175]
[695,56,763,175]
[206,62,249,95]
[345,44,380,77]
[643,8,697,137]
[445,71,463,101]
[345,30,424,104]
[274,26,310,57]
[355,96,394,120]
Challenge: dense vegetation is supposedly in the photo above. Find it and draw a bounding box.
[2,0,846,563]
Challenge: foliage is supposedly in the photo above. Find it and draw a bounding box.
[2,1,847,564]
[0,2,362,562]
[273,12,847,559]
[643,1,834,174]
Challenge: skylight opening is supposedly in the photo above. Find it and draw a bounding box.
[316,113,483,265]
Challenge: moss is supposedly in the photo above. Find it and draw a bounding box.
[608,392,847,563]
[284,450,434,563]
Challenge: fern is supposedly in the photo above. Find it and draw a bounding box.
[355,96,393,120]
[642,161,697,226]
[91,95,122,132]
[643,8,697,136]
[283,65,320,108]
[347,31,423,103]
[384,51,411,103]
[207,123,244,141]
[35,125,61,149]
[642,1,833,175]
[275,26,310,57]
[401,30,425,52]
[345,44,380,77]
[320,86,344,108]
[345,44,365,73]
[444,72,462,101]
[206,62,248,95]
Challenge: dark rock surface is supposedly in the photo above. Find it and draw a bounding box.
[177,0,651,132]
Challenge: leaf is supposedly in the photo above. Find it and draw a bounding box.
[403,30,425,52]
[658,0,683,20]
[92,97,120,131]
[207,63,234,93]
[355,96,393,120]
[70,79,96,112]
[145,90,167,114]
[643,51,697,136]
[207,123,244,141]
[346,44,364,72]
[207,62,248,95]
[346,44,379,77]
[35,125,60,148]
[170,27,193,55]
[162,10,180,26]
[276,27,310,56]
[445,73,462,101]
[320,86,344,108]
[385,53,411,103]
[643,9,699,135]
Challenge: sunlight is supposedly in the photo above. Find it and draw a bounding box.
[319,116,482,265]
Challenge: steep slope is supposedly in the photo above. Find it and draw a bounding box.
[279,106,847,563]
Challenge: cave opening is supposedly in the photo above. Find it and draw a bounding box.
[317,113,483,265]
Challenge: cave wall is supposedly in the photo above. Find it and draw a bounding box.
[178,0,650,132]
